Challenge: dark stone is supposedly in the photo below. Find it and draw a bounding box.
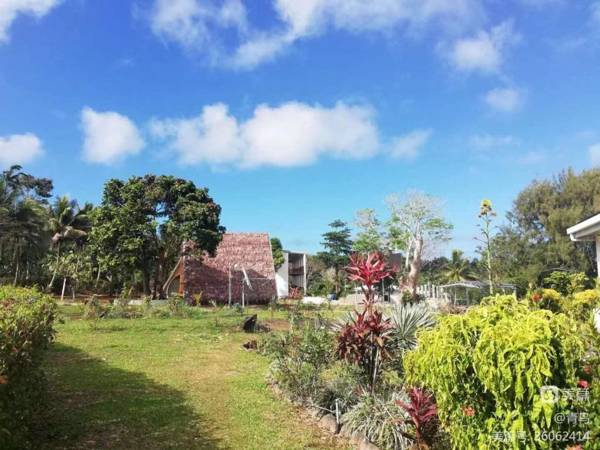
[242,339,257,350]
[242,314,258,332]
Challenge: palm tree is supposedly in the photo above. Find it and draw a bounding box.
[442,249,477,283]
[47,196,92,290]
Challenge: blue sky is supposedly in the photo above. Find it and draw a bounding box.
[1,0,600,255]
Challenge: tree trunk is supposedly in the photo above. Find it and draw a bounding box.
[47,241,61,290]
[61,277,67,302]
[407,236,423,299]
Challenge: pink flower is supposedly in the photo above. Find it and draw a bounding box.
[577,379,589,389]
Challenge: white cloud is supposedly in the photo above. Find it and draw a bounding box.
[589,143,600,166]
[448,20,519,74]
[0,0,61,42]
[469,134,519,149]
[484,87,524,112]
[147,0,484,69]
[0,133,44,167]
[389,129,432,159]
[81,107,145,165]
[150,101,420,169]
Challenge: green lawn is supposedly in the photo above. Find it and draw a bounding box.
[37,305,350,450]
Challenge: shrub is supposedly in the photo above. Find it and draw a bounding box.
[312,362,362,415]
[268,319,334,401]
[543,271,589,296]
[0,286,57,448]
[529,288,562,312]
[168,294,187,317]
[562,289,600,324]
[404,295,585,449]
[83,294,101,320]
[387,303,435,353]
[342,392,412,450]
[396,387,439,449]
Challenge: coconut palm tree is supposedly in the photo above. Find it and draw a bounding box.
[442,249,477,283]
[47,196,92,290]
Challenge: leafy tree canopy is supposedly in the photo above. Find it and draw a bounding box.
[270,237,284,270]
[89,175,224,297]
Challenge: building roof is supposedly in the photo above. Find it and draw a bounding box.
[200,232,276,279]
[567,213,600,242]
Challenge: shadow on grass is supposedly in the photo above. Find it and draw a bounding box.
[36,343,223,450]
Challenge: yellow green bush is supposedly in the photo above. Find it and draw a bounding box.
[404,295,586,449]
[0,286,57,449]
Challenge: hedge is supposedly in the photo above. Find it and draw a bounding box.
[0,286,57,449]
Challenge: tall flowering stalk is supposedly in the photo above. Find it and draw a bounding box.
[338,252,395,390]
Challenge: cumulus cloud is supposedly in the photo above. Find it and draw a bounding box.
[389,129,432,159]
[589,143,600,166]
[0,0,61,42]
[150,101,419,169]
[81,107,145,165]
[0,133,44,167]
[147,0,484,69]
[484,87,524,112]
[469,134,519,149]
[447,20,519,74]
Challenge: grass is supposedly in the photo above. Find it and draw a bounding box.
[36,304,351,450]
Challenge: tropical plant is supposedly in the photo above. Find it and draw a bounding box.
[342,392,412,450]
[442,249,477,283]
[404,295,586,449]
[396,387,439,449]
[46,196,92,290]
[387,303,435,353]
[528,287,563,313]
[338,253,395,389]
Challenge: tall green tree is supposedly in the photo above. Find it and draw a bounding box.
[0,166,53,285]
[493,167,600,291]
[442,249,477,283]
[317,220,353,296]
[47,196,92,290]
[89,175,224,298]
[353,208,383,254]
[270,237,285,270]
[386,191,453,298]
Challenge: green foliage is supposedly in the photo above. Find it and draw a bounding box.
[387,303,435,355]
[0,286,57,448]
[404,295,585,449]
[353,209,384,254]
[89,175,224,297]
[311,361,362,415]
[493,168,600,290]
[342,392,411,450]
[562,289,600,324]
[82,294,101,320]
[316,220,353,296]
[270,237,285,270]
[528,288,563,313]
[542,271,590,296]
[442,249,478,283]
[268,319,334,401]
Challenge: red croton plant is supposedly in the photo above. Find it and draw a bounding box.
[337,252,395,390]
[396,387,439,449]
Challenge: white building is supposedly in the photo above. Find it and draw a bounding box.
[275,251,307,298]
[566,213,600,278]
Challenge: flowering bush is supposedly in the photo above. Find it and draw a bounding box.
[528,288,562,312]
[0,286,57,448]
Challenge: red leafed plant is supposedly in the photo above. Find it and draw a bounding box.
[346,252,395,307]
[396,387,439,449]
[337,253,395,390]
